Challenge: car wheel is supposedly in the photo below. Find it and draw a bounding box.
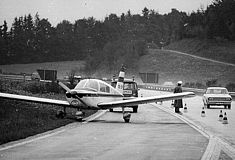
[228,104,231,109]
[109,108,113,112]
[224,105,227,109]
[133,106,138,113]
[207,104,210,109]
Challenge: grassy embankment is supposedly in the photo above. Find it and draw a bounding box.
[0,80,96,145]
[165,38,235,64]
[0,39,234,87]
[138,39,235,87]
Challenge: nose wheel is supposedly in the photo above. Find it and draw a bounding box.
[75,110,84,122]
[122,107,131,123]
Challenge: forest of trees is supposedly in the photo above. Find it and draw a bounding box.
[0,0,234,72]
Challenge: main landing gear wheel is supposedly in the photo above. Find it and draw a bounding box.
[75,111,84,122]
[133,106,138,113]
[123,112,131,123]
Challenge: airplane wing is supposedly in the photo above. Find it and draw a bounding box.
[0,92,70,107]
[98,92,195,109]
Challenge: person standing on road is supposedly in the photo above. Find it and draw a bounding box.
[174,81,183,113]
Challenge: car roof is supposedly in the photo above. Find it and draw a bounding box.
[207,87,227,90]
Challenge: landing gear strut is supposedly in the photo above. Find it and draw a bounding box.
[75,109,84,122]
[122,107,131,123]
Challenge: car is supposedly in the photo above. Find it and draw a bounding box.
[111,78,139,113]
[203,87,232,109]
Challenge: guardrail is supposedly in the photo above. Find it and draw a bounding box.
[0,74,31,81]
[138,84,173,92]
[138,84,205,94]
[138,84,235,97]
[229,92,235,97]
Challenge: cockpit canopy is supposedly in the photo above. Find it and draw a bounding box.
[74,79,122,95]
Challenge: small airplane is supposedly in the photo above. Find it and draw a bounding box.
[0,66,195,122]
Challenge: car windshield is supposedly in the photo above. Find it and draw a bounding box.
[206,89,228,94]
[124,83,135,90]
[111,82,136,90]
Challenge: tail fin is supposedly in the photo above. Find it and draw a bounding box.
[116,65,125,94]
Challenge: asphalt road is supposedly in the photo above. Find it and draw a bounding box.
[0,94,208,160]
[142,89,235,147]
[141,89,235,159]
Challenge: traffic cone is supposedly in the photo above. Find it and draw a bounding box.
[218,110,223,121]
[183,103,188,113]
[222,112,228,124]
[201,107,206,117]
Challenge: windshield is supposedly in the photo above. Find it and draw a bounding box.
[74,79,122,95]
[124,83,136,90]
[75,79,99,91]
[206,89,228,94]
[111,82,137,90]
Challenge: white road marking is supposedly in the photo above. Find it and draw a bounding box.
[82,110,108,123]
[0,129,65,151]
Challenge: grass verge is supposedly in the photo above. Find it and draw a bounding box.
[0,99,96,145]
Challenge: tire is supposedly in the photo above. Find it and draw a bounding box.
[124,118,130,123]
[109,108,113,112]
[228,104,231,109]
[133,106,138,113]
[207,104,210,109]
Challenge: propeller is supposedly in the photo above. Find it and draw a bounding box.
[57,81,88,108]
[57,81,71,93]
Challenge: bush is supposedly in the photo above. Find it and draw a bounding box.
[22,81,62,94]
[183,82,206,89]
[206,79,218,87]
[226,83,235,92]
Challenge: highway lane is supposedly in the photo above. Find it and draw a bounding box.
[141,89,235,147]
[0,98,208,160]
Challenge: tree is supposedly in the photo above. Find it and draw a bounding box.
[0,21,8,64]
[205,0,235,40]
[34,18,54,61]
[142,7,149,19]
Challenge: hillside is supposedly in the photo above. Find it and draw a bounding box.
[1,38,235,87]
[165,39,235,64]
[0,61,85,80]
[138,49,235,86]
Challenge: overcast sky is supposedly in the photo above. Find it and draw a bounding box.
[0,0,213,27]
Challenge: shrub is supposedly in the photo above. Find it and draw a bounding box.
[22,81,62,94]
[226,83,235,92]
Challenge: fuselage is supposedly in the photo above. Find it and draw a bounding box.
[65,79,124,109]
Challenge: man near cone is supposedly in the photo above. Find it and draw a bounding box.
[174,81,183,113]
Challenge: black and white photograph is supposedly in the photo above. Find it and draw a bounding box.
[0,0,235,159]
